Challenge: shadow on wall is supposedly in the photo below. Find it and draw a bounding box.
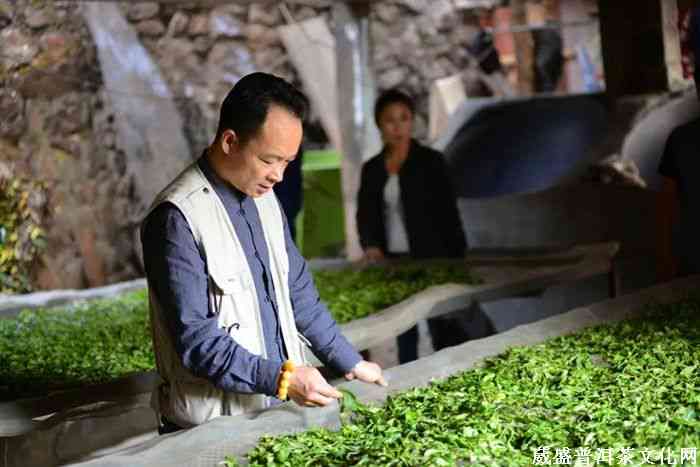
[443,94,608,198]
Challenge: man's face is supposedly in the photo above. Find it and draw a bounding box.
[224,105,302,198]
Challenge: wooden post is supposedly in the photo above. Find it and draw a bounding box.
[511,0,536,95]
[598,0,669,98]
[543,0,560,18]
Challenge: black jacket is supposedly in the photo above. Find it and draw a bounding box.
[356,140,466,259]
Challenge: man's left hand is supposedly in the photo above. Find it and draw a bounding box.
[344,360,388,387]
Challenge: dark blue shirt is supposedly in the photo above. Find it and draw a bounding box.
[141,156,361,398]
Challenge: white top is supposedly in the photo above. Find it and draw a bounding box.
[383,174,410,254]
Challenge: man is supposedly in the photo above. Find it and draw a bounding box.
[657,7,700,281]
[273,147,303,242]
[141,72,386,434]
[469,8,503,77]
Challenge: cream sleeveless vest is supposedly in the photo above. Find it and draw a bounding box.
[145,161,309,428]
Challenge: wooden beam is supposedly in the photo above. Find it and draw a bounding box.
[598,0,668,97]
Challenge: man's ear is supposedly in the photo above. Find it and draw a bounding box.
[220,129,239,155]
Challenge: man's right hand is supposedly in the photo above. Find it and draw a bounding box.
[287,366,343,407]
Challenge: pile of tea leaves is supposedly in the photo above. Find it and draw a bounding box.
[315,263,480,324]
[0,289,152,398]
[239,297,700,466]
[0,264,477,397]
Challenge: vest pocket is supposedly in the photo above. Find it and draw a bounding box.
[227,324,262,357]
[209,271,262,357]
[210,272,254,324]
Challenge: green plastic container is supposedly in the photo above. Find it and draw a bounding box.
[299,150,345,258]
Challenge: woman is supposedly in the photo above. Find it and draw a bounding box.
[657,6,700,281]
[356,89,467,364]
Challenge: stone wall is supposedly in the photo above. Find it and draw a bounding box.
[121,1,332,153]
[122,0,483,149]
[0,0,484,291]
[0,0,135,290]
[371,0,484,137]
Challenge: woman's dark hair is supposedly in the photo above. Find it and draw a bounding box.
[374,88,415,126]
[216,72,309,145]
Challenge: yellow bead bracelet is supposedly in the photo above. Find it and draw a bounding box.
[277,360,295,400]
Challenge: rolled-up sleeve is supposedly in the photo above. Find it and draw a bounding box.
[282,212,362,373]
[141,203,282,396]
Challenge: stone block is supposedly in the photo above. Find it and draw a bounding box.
[135,19,165,37]
[127,2,159,21]
[187,13,209,37]
[24,7,52,29]
[0,0,12,28]
[0,88,25,141]
[245,23,279,49]
[166,11,189,37]
[209,7,243,38]
[0,27,38,69]
[248,3,281,27]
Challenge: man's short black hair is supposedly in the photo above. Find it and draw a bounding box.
[374,88,415,126]
[216,72,309,145]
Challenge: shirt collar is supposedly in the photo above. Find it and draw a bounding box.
[197,150,247,203]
